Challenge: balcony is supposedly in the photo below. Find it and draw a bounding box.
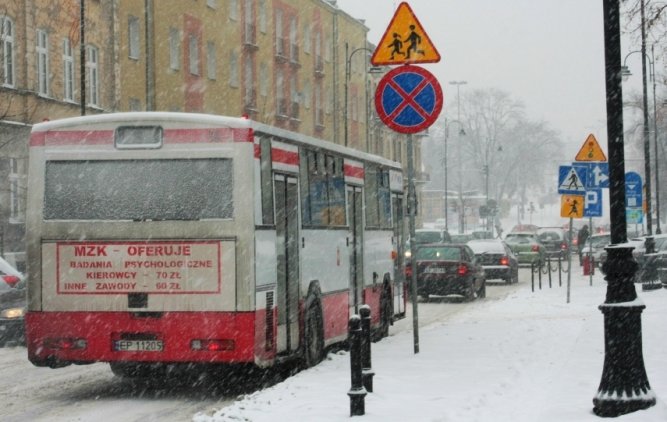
[244,23,258,50]
[290,44,300,67]
[315,109,325,131]
[244,88,257,113]
[276,98,289,118]
[275,37,288,62]
[314,55,324,78]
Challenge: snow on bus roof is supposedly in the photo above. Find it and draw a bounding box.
[32,112,402,170]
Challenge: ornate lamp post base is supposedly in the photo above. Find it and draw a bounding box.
[593,247,656,417]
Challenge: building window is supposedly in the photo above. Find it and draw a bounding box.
[303,81,311,109]
[169,28,180,70]
[36,29,49,96]
[9,158,21,222]
[244,56,254,106]
[276,68,285,115]
[229,51,239,87]
[289,17,298,63]
[63,38,74,101]
[303,23,311,55]
[189,34,199,75]
[258,0,267,33]
[229,0,239,21]
[1,16,15,87]
[275,9,284,57]
[129,97,142,111]
[128,15,140,59]
[86,45,99,106]
[259,62,268,97]
[206,41,216,80]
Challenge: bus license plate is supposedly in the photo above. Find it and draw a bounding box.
[113,340,164,352]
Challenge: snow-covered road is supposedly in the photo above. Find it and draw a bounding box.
[0,270,530,422]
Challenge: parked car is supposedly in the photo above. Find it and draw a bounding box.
[503,232,545,266]
[0,256,26,346]
[536,227,571,258]
[582,233,611,269]
[510,224,539,234]
[598,237,645,276]
[467,239,519,284]
[407,243,486,301]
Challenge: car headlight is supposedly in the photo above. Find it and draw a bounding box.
[1,308,25,319]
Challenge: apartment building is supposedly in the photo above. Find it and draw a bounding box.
[0,0,421,267]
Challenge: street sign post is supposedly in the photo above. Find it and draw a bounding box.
[370,2,440,66]
[374,65,443,134]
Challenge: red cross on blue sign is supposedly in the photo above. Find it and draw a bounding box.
[374,65,443,134]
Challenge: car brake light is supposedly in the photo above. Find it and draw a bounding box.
[457,264,469,276]
[531,245,540,252]
[560,242,567,250]
[499,256,509,266]
[2,275,20,287]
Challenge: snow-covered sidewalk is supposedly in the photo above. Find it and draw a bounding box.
[195,273,667,422]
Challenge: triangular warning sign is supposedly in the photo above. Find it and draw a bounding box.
[559,168,585,192]
[370,2,440,66]
[575,134,607,162]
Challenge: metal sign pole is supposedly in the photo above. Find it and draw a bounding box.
[407,133,419,354]
[567,217,573,303]
[589,216,593,286]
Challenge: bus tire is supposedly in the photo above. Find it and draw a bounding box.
[303,301,324,368]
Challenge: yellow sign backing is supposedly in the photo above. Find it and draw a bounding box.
[370,2,440,66]
[574,134,607,162]
[560,195,585,219]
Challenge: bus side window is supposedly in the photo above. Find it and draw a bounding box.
[260,137,274,225]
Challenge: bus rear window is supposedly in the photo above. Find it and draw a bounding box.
[44,159,233,220]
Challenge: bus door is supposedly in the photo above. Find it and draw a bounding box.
[392,193,406,316]
[274,174,300,354]
[346,185,363,313]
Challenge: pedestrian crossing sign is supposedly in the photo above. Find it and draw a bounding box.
[370,2,441,66]
[574,134,607,162]
[558,165,587,195]
[561,195,584,219]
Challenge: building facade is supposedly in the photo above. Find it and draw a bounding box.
[0,0,424,268]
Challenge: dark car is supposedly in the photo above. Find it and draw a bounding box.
[536,227,571,258]
[407,243,486,301]
[0,257,26,346]
[467,239,519,284]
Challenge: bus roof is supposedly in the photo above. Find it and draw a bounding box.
[31,112,402,170]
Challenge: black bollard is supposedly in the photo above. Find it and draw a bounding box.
[359,305,375,393]
[348,315,366,416]
[538,260,542,289]
[531,262,535,292]
[558,255,562,287]
[548,258,552,288]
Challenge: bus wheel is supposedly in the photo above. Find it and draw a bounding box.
[303,301,324,368]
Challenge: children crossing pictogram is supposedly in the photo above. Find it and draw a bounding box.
[561,195,584,218]
[371,2,440,65]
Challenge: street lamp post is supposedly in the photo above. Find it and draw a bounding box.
[344,44,377,148]
[444,119,465,233]
[593,0,655,416]
[449,81,467,233]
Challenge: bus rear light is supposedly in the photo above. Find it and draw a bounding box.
[499,256,510,266]
[44,337,87,350]
[191,339,235,351]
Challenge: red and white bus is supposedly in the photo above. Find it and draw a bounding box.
[25,112,406,376]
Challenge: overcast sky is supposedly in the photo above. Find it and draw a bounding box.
[336,0,646,155]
